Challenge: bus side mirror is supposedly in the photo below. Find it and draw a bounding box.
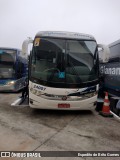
[22,38,33,58]
[98,44,110,63]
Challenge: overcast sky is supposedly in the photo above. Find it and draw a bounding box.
[0,0,120,49]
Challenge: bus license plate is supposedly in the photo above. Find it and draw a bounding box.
[58,104,70,108]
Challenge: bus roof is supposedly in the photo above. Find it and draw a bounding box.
[35,31,96,41]
[109,39,120,48]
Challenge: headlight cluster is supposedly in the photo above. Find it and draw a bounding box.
[6,81,15,85]
[85,91,98,98]
[30,88,42,96]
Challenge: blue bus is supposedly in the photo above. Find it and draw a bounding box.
[99,40,120,116]
[0,47,28,92]
[99,39,120,96]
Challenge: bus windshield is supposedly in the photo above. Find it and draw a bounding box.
[30,38,98,88]
[0,49,16,78]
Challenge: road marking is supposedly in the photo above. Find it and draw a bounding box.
[11,98,22,106]
[110,111,120,121]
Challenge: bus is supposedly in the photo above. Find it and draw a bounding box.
[99,40,120,116]
[0,47,28,92]
[100,39,120,95]
[22,31,109,110]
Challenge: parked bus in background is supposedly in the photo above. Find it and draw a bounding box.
[99,39,120,116]
[22,31,109,110]
[99,39,120,95]
[0,47,28,92]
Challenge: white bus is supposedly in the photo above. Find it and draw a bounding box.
[22,31,109,110]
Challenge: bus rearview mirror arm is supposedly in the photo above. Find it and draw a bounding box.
[22,38,33,57]
[97,44,110,63]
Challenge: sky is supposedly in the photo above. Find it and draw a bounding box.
[0,0,120,49]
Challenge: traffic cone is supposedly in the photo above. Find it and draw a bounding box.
[99,92,113,117]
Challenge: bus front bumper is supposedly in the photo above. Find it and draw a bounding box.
[29,94,97,110]
[0,85,15,92]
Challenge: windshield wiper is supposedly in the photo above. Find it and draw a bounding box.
[46,68,60,82]
[68,61,82,82]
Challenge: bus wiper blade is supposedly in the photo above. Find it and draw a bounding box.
[46,68,60,81]
[68,62,81,82]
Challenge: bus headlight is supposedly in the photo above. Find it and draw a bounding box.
[32,89,37,94]
[36,90,42,96]
[85,91,98,98]
[6,81,15,85]
[30,88,42,96]
[30,88,33,92]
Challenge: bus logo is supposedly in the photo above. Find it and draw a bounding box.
[62,96,68,100]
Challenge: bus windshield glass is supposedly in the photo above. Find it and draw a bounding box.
[0,49,16,78]
[31,38,98,88]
